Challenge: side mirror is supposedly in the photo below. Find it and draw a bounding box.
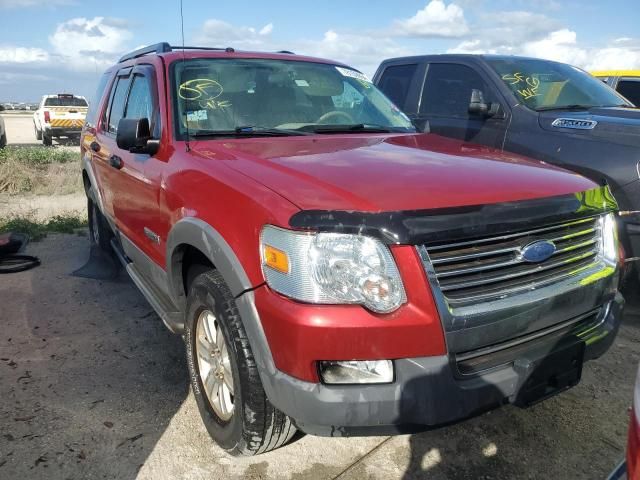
[468,89,499,118]
[116,118,159,155]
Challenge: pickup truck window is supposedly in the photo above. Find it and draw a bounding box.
[171,58,414,137]
[487,58,629,111]
[44,96,88,107]
[617,79,640,107]
[377,64,417,110]
[420,63,489,118]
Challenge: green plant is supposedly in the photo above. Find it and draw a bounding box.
[0,214,87,241]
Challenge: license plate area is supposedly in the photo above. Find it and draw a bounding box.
[513,336,585,407]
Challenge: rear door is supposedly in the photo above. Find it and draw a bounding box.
[414,62,508,147]
[93,68,132,221]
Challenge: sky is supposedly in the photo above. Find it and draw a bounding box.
[0,0,639,102]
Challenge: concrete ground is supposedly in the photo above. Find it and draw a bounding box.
[1,112,80,147]
[0,234,638,479]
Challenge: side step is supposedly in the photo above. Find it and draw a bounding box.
[110,238,184,334]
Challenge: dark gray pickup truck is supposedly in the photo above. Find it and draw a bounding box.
[373,55,640,286]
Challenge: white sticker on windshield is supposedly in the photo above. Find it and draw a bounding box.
[335,67,370,83]
[186,110,208,121]
[295,79,310,87]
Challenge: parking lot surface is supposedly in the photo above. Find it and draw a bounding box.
[0,234,638,480]
[1,112,80,147]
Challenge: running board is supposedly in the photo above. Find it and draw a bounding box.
[110,238,184,334]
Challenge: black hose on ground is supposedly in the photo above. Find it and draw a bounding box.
[0,233,40,274]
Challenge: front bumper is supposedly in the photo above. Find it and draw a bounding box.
[263,293,623,436]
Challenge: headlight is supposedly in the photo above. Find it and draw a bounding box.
[599,212,618,263]
[260,226,406,313]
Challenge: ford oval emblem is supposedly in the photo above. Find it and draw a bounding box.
[520,240,556,263]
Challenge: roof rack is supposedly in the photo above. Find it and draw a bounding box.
[119,42,171,63]
[118,43,236,63]
[277,50,295,54]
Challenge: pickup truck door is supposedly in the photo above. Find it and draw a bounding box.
[412,62,508,148]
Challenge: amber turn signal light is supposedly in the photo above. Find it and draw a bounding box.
[263,245,289,274]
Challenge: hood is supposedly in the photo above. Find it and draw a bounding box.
[192,133,595,212]
[538,106,640,148]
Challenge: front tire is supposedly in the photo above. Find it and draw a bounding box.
[185,269,296,456]
[0,133,6,149]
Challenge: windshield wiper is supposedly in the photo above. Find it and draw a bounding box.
[189,126,311,138]
[534,104,594,112]
[297,123,398,134]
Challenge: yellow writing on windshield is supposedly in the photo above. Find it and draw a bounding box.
[502,73,541,100]
[178,78,232,110]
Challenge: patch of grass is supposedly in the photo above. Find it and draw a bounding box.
[0,145,77,165]
[0,213,87,241]
[0,146,81,195]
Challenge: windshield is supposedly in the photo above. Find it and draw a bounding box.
[172,58,414,137]
[486,58,630,111]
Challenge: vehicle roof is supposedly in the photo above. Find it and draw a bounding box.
[379,53,572,65]
[114,46,353,71]
[591,70,640,77]
[41,94,86,99]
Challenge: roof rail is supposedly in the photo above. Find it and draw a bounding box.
[168,46,229,52]
[119,42,172,63]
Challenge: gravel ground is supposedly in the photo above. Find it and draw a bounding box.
[0,234,638,479]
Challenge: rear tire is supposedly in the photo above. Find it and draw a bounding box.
[34,124,42,140]
[87,197,112,251]
[42,133,52,146]
[185,269,296,456]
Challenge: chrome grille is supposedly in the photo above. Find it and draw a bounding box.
[424,216,602,304]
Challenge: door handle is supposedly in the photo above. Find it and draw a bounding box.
[90,141,100,152]
[109,155,124,170]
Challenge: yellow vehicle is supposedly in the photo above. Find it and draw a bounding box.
[591,70,640,106]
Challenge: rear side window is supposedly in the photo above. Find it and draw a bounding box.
[85,73,111,128]
[106,76,130,134]
[377,64,417,110]
[617,79,640,107]
[420,63,489,118]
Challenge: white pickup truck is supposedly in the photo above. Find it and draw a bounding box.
[33,94,88,146]
[0,104,6,148]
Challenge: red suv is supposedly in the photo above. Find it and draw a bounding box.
[81,43,624,456]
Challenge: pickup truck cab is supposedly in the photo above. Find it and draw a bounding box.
[592,70,640,106]
[373,55,640,285]
[82,44,624,456]
[34,94,87,146]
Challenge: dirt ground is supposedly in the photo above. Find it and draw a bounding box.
[0,233,638,479]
